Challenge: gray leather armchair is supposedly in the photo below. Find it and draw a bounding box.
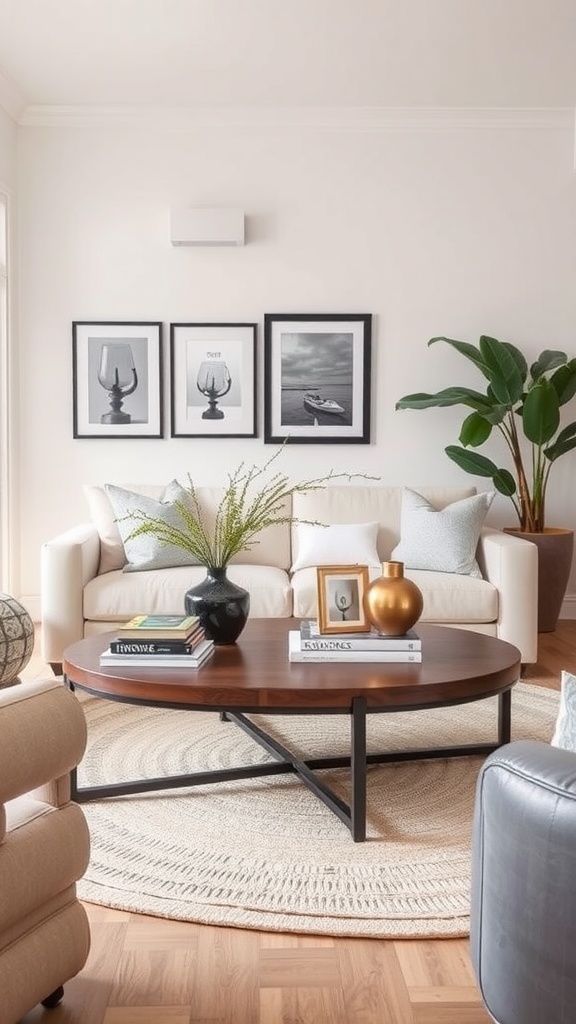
[470,740,576,1024]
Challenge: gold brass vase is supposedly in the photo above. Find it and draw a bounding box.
[363,561,424,636]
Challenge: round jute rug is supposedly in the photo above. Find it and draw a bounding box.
[76,682,559,939]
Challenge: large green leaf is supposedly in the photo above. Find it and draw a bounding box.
[530,350,567,380]
[479,336,524,405]
[445,446,517,496]
[459,412,492,447]
[522,379,560,445]
[445,445,498,476]
[491,468,517,497]
[550,359,576,406]
[502,342,528,382]
[395,387,493,411]
[483,390,511,424]
[428,336,488,376]
[544,422,576,461]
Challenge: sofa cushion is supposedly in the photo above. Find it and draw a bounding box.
[84,483,165,574]
[292,565,498,622]
[83,564,293,622]
[1,800,89,932]
[84,483,128,574]
[290,521,381,573]
[105,481,200,572]
[390,488,495,577]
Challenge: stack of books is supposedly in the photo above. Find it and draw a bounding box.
[288,619,422,663]
[100,614,214,668]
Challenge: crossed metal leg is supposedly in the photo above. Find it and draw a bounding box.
[70,687,512,843]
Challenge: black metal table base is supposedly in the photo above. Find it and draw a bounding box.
[71,690,512,842]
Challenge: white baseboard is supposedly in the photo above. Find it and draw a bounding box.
[561,593,576,619]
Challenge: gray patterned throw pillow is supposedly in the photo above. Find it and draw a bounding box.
[105,480,200,572]
[390,487,495,577]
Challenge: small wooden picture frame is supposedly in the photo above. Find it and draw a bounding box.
[316,565,371,634]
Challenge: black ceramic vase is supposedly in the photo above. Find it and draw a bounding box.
[184,567,250,645]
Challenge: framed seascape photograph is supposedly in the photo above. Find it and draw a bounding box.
[72,321,163,438]
[264,313,372,444]
[170,322,257,437]
[316,565,370,634]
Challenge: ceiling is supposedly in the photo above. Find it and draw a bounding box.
[0,0,575,119]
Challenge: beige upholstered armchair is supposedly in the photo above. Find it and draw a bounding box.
[0,678,91,1023]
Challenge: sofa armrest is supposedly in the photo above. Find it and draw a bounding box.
[40,522,100,666]
[0,679,87,810]
[471,740,576,1024]
[477,527,538,664]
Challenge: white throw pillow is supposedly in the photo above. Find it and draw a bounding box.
[551,670,576,749]
[390,488,495,577]
[105,481,200,572]
[290,521,380,573]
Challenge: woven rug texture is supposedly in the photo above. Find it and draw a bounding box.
[75,681,559,939]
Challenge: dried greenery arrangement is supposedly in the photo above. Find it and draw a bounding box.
[125,446,377,567]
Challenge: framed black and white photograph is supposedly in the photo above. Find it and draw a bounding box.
[264,313,372,444]
[170,322,257,437]
[316,565,370,634]
[72,321,163,438]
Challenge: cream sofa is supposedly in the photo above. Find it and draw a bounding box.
[41,483,539,670]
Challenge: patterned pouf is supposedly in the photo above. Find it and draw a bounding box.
[0,593,34,685]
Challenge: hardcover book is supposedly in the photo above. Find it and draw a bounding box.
[115,614,200,639]
[288,631,422,663]
[100,638,214,669]
[299,620,421,651]
[109,632,204,656]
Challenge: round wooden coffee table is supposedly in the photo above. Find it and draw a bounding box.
[63,620,520,841]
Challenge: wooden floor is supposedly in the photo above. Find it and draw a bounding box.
[18,622,575,1024]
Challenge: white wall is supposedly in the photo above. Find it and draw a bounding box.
[14,112,576,614]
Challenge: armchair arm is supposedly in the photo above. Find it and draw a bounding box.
[0,679,87,809]
[471,740,576,1024]
[40,522,100,666]
[477,527,538,664]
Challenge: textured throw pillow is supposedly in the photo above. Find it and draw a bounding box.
[390,488,495,577]
[290,521,380,573]
[551,671,576,749]
[105,480,200,572]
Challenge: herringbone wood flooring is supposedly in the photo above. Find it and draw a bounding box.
[17,622,574,1024]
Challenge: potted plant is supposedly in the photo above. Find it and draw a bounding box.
[125,447,375,643]
[396,334,576,631]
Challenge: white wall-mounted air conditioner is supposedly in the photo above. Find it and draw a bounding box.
[170,207,245,246]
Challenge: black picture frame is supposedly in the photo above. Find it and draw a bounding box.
[170,322,257,438]
[72,321,163,439]
[263,313,372,444]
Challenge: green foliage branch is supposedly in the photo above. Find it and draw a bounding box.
[125,445,378,567]
[396,334,576,532]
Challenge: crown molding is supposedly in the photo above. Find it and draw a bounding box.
[0,68,27,123]
[16,104,575,132]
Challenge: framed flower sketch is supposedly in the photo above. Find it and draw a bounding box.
[316,565,370,634]
[72,321,163,439]
[264,313,372,444]
[170,322,257,437]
